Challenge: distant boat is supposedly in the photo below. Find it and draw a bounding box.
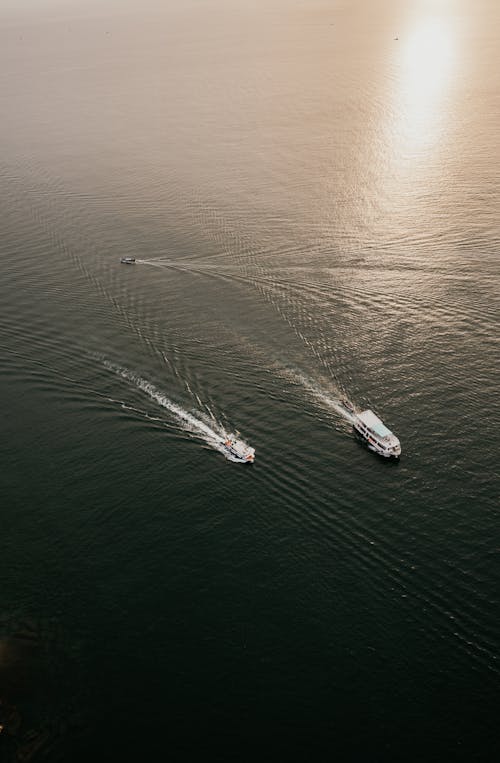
[352,409,401,458]
[120,257,136,265]
[222,435,255,463]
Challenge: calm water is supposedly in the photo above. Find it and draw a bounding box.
[1,1,499,760]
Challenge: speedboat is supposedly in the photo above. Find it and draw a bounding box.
[222,435,255,463]
[120,257,136,264]
[352,409,401,458]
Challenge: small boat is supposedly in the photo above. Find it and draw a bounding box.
[352,409,401,458]
[222,435,255,463]
[340,398,356,414]
[120,257,136,265]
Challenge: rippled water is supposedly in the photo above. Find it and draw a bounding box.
[1,1,499,760]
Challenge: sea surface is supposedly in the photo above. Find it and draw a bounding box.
[1,1,499,760]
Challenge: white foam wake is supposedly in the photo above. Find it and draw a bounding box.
[277,367,357,424]
[102,360,253,461]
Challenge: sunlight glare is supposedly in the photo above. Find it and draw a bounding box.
[399,16,455,150]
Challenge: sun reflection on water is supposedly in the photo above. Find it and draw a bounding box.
[396,15,456,153]
[370,11,461,271]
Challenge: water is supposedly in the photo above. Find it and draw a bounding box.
[1,1,499,760]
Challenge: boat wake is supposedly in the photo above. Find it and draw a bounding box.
[277,367,358,424]
[102,360,253,462]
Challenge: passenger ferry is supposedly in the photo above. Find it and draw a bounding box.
[352,408,401,458]
[222,435,255,463]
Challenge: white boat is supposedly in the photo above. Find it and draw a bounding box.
[222,435,255,463]
[120,257,136,264]
[352,409,401,458]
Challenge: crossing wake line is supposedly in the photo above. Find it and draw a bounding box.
[102,360,255,463]
[118,262,401,458]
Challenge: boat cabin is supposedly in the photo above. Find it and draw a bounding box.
[353,409,401,457]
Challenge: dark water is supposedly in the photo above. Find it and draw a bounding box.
[1,1,499,760]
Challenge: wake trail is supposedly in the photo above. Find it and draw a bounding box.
[278,368,357,424]
[136,260,356,425]
[101,359,253,461]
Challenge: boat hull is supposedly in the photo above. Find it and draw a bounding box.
[227,451,254,463]
[222,437,255,463]
[353,424,401,459]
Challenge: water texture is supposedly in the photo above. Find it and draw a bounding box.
[1,1,499,760]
